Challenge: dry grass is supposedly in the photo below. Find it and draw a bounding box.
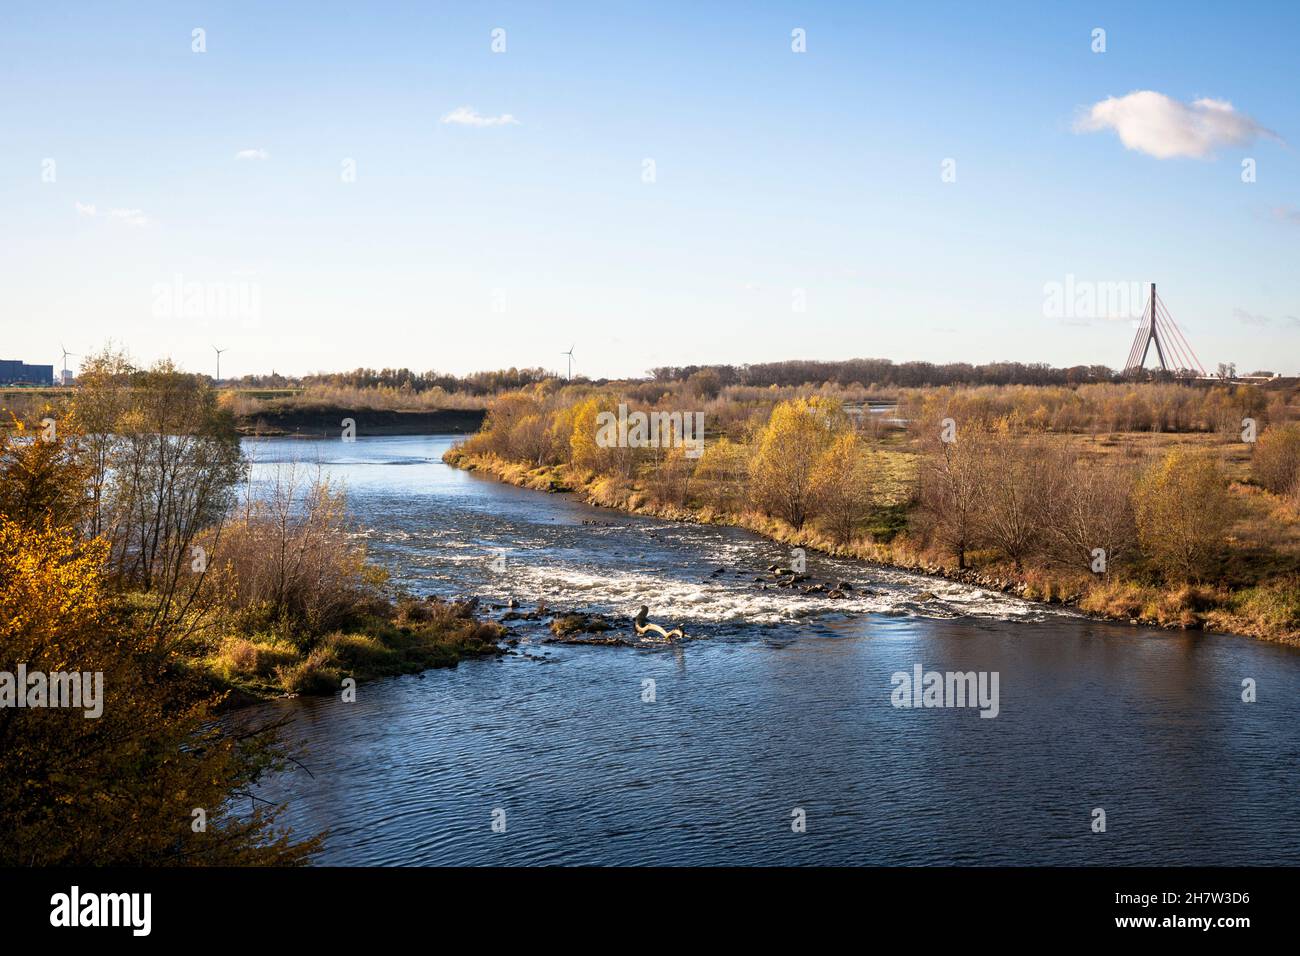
[207,635,300,689]
[274,646,343,696]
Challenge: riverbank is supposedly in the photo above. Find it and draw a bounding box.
[444,447,1300,646]
[235,407,486,436]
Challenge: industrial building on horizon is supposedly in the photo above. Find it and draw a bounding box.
[0,358,55,386]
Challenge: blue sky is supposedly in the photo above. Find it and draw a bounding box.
[2,1,1297,380]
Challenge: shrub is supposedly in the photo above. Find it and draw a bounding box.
[275,646,342,695]
[1230,580,1300,632]
[210,636,298,681]
[1154,584,1218,628]
[215,637,259,676]
[1079,579,1150,619]
[203,463,378,640]
[1252,423,1300,496]
[323,632,395,669]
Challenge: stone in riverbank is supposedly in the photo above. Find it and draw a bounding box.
[549,612,614,638]
[544,611,638,646]
[543,631,639,647]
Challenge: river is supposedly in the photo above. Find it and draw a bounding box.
[246,435,1300,866]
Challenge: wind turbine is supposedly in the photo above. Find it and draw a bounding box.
[59,344,76,385]
[212,345,228,383]
[562,345,575,381]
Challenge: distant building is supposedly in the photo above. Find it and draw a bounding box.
[0,359,55,385]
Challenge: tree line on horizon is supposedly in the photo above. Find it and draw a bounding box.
[650,358,1210,389]
[231,366,552,395]
[226,357,1277,397]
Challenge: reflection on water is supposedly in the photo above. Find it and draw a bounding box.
[246,436,1300,865]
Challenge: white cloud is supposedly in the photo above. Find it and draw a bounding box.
[1074,90,1276,159]
[235,148,269,160]
[1233,308,1271,327]
[109,208,149,227]
[1273,205,1300,225]
[76,202,148,226]
[440,106,519,128]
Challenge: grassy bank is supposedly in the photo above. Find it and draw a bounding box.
[194,594,506,706]
[170,457,507,704]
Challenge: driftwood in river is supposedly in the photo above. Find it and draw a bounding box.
[633,605,686,641]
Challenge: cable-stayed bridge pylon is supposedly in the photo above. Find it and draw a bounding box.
[1124,283,1206,378]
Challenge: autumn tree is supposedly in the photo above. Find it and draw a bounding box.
[689,437,751,512]
[645,443,692,508]
[1134,450,1234,582]
[471,391,553,464]
[510,411,554,466]
[0,417,92,532]
[749,397,844,529]
[916,424,992,569]
[1044,450,1140,577]
[810,432,875,545]
[102,361,244,590]
[569,395,635,478]
[977,432,1060,570]
[0,506,318,865]
[69,345,134,538]
[68,357,246,647]
[686,368,722,401]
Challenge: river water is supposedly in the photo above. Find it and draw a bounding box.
[246,435,1300,866]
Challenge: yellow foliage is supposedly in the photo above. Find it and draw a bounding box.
[749,398,847,529]
[0,419,92,531]
[568,395,606,470]
[809,432,875,545]
[0,518,109,663]
[1135,449,1234,582]
[0,517,318,865]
